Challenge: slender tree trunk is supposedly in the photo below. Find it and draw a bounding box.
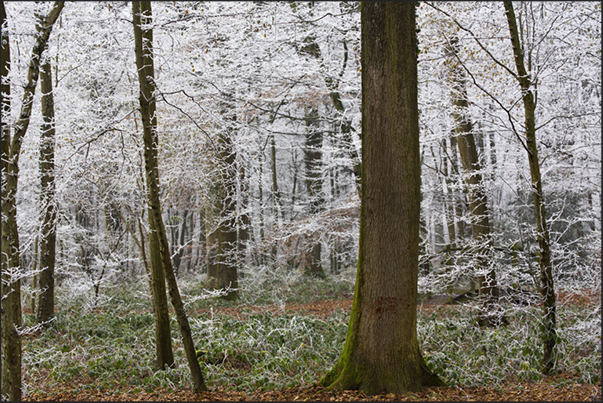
[207,130,238,300]
[133,1,206,391]
[0,7,21,398]
[172,209,188,275]
[290,149,299,219]
[147,218,174,368]
[197,207,206,272]
[441,141,457,301]
[133,0,175,370]
[442,138,457,248]
[137,215,155,312]
[504,1,557,374]
[31,235,39,314]
[304,107,325,278]
[205,196,218,288]
[187,210,195,273]
[305,34,361,192]
[37,58,57,326]
[207,95,239,298]
[237,161,251,271]
[270,134,281,220]
[320,2,443,394]
[1,3,63,400]
[446,35,502,327]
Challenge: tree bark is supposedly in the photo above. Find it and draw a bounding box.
[37,58,57,326]
[147,219,175,368]
[132,0,175,370]
[503,1,557,375]
[445,35,503,327]
[302,34,361,192]
[1,3,63,400]
[172,209,188,275]
[237,161,251,271]
[304,107,325,278]
[319,2,443,394]
[205,130,239,300]
[132,1,206,391]
[31,235,39,314]
[270,134,281,219]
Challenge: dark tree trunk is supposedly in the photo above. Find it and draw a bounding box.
[37,58,57,326]
[147,220,175,368]
[205,129,239,300]
[31,236,39,314]
[172,209,188,275]
[319,2,443,394]
[303,34,361,192]
[504,1,557,375]
[133,1,206,391]
[304,107,325,278]
[270,134,281,219]
[1,3,63,400]
[237,161,251,271]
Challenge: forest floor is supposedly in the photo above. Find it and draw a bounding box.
[25,290,601,402]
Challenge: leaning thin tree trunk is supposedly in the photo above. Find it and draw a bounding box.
[1,3,63,400]
[132,1,206,391]
[446,35,503,327]
[132,0,174,370]
[147,220,175,368]
[503,1,557,374]
[37,58,57,326]
[319,2,443,394]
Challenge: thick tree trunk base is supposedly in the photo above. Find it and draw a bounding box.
[319,293,444,395]
[320,347,444,395]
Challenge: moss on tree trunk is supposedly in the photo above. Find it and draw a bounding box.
[319,2,443,394]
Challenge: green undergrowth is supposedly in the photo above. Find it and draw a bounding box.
[418,303,601,388]
[21,275,600,397]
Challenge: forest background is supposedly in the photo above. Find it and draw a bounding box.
[0,1,600,401]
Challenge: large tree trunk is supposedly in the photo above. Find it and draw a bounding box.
[132,1,206,391]
[1,3,63,400]
[319,2,443,394]
[446,35,502,327]
[37,58,57,326]
[503,1,557,375]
